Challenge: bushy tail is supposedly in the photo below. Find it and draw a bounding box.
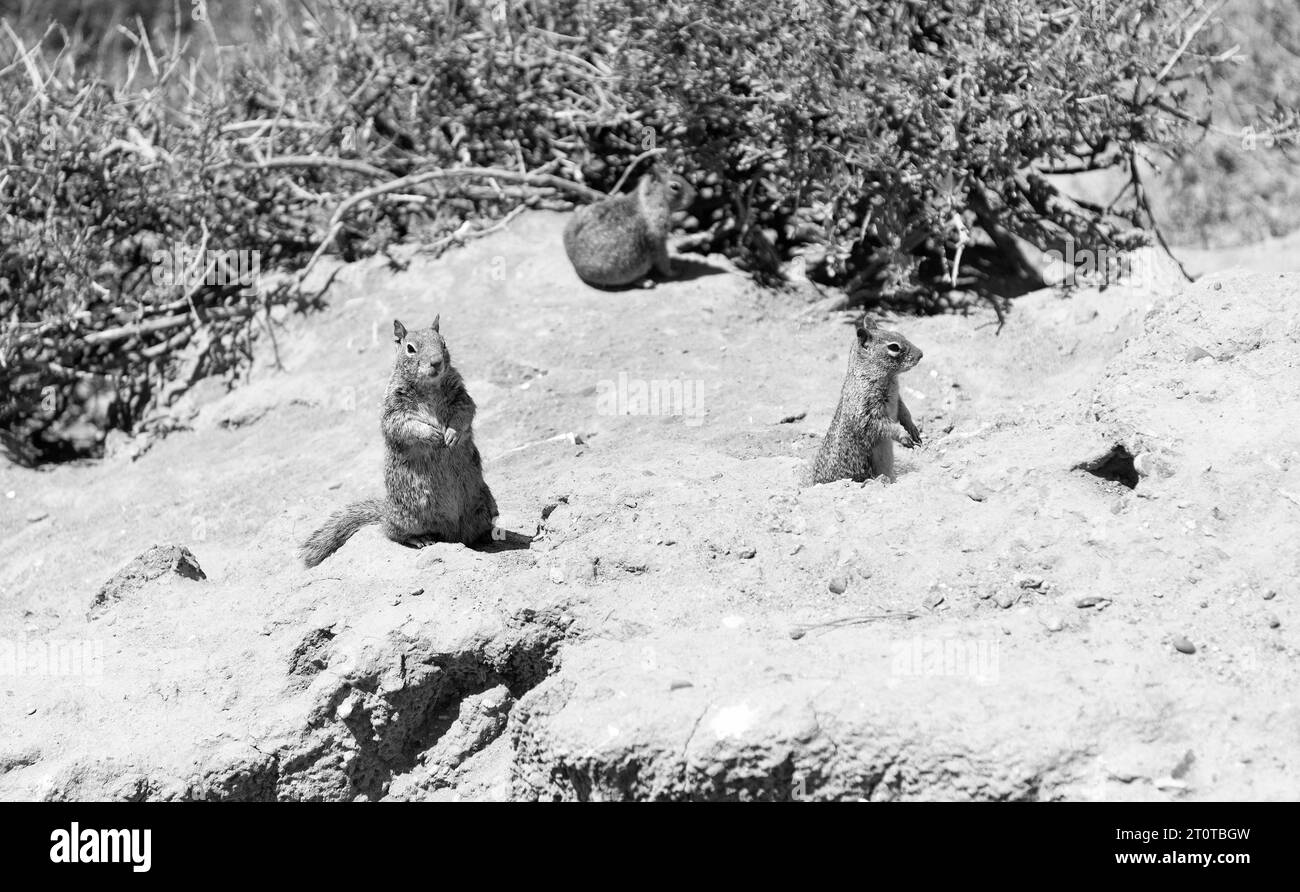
[299,498,386,568]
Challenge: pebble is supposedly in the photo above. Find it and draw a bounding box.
[409,588,424,597]
[777,411,807,424]
[1267,614,1281,629]
[26,512,48,523]
[738,546,757,559]
[668,679,694,691]
[1016,575,1044,590]
[923,592,945,610]
[1043,615,1064,632]
[1263,589,1277,601]
[956,478,988,502]
[828,575,848,594]
[995,591,1017,609]
[1075,596,1103,608]
[1172,636,1196,655]
[1184,346,1213,363]
[549,567,565,585]
[789,627,806,640]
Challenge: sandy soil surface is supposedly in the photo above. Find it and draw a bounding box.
[1,211,1297,800]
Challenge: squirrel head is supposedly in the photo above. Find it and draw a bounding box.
[854,317,923,373]
[639,167,696,213]
[393,316,451,384]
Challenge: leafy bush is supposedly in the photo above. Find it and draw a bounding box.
[1,0,1293,463]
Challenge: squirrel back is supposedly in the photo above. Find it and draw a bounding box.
[803,318,924,486]
[563,167,695,287]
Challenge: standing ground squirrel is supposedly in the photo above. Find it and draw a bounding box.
[563,167,696,287]
[802,318,924,486]
[299,316,498,567]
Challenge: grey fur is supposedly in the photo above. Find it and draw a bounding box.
[563,168,696,287]
[299,318,497,567]
[802,319,924,486]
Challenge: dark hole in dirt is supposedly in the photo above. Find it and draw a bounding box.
[1075,444,1139,489]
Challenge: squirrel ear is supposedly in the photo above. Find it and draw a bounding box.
[855,316,876,341]
[393,320,406,342]
[431,314,440,332]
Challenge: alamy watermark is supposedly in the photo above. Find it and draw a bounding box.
[1,638,104,683]
[596,372,705,426]
[151,244,261,290]
[1043,239,1169,290]
[890,636,999,686]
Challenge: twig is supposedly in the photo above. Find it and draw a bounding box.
[789,611,921,639]
[251,154,392,179]
[1154,1,1224,84]
[292,165,605,287]
[83,314,189,346]
[609,147,666,195]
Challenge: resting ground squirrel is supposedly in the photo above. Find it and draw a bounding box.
[802,318,924,485]
[299,317,498,567]
[563,167,696,287]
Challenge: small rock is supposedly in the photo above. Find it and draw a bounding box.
[1267,614,1281,629]
[828,575,849,594]
[956,478,988,502]
[995,591,1017,609]
[1016,574,1043,590]
[923,592,944,610]
[88,544,206,620]
[776,411,807,424]
[738,546,757,559]
[327,481,343,491]
[26,512,48,523]
[1184,346,1214,363]
[1263,589,1277,601]
[1075,596,1103,608]
[409,588,425,597]
[789,628,806,640]
[548,567,565,585]
[1171,750,1196,779]
[1043,614,1064,632]
[1133,451,1173,479]
[1172,636,1196,655]
[668,680,694,691]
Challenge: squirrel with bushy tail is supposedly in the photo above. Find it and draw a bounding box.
[299,316,497,567]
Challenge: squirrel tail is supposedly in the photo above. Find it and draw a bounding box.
[299,498,386,568]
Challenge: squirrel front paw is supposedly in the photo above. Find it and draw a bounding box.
[895,427,919,449]
[443,427,460,447]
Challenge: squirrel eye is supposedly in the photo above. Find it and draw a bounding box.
[406,344,416,355]
[887,342,902,354]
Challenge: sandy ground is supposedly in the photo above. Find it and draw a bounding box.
[1,212,1297,800]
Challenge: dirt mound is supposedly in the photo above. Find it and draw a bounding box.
[1,213,1296,800]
